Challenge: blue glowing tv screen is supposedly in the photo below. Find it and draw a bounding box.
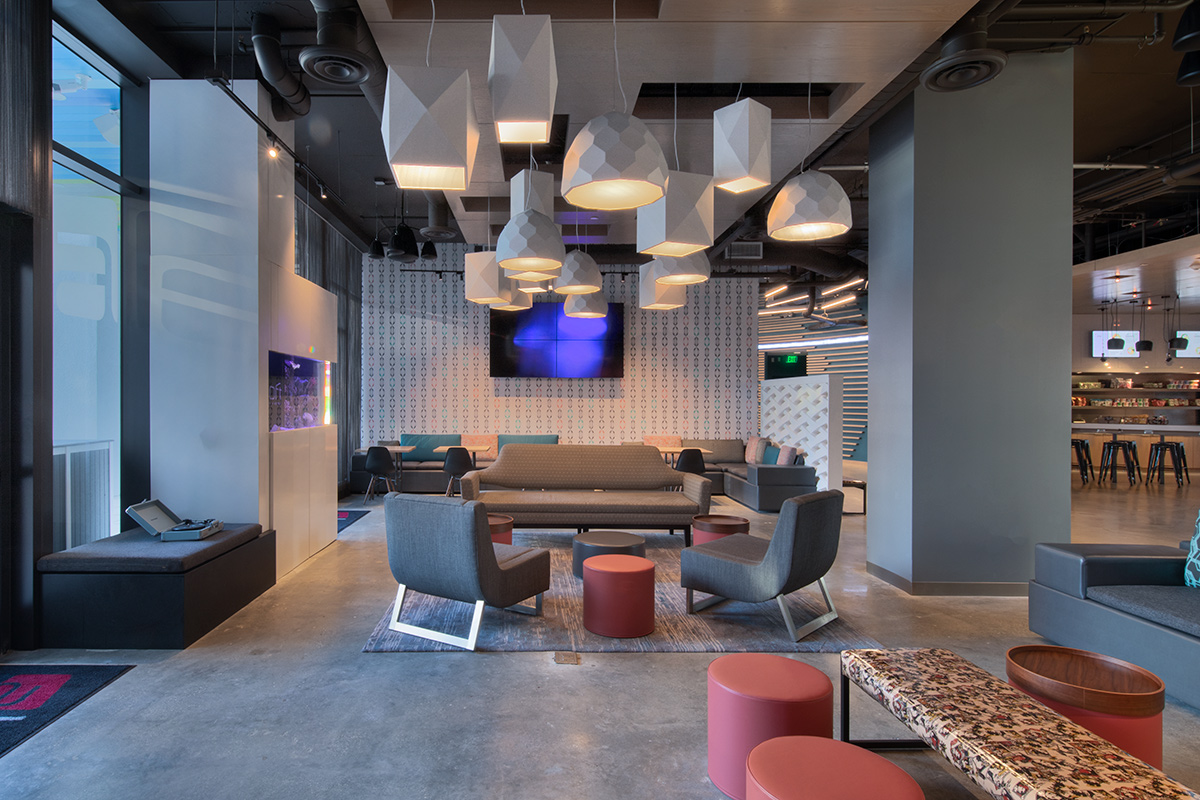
[490,302,624,378]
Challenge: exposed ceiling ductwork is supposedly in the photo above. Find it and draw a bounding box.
[919,0,1012,92]
[251,14,311,121]
[420,192,459,241]
[709,244,867,281]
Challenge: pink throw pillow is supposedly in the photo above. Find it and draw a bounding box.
[745,436,768,464]
[777,445,798,465]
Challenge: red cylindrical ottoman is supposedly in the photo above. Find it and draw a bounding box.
[487,514,513,545]
[692,514,750,546]
[745,736,925,800]
[582,554,655,637]
[708,654,833,800]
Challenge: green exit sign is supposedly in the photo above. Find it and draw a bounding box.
[785,355,799,363]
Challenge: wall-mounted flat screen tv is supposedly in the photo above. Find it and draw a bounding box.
[490,302,624,378]
[1091,330,1139,358]
[1173,331,1200,357]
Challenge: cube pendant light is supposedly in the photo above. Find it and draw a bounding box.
[637,170,714,257]
[767,171,852,241]
[517,279,549,294]
[464,250,512,305]
[713,98,771,194]
[564,291,608,318]
[653,252,711,285]
[555,250,603,294]
[562,112,668,210]
[639,261,686,310]
[498,168,564,277]
[383,65,480,191]
[491,290,533,311]
[489,15,557,144]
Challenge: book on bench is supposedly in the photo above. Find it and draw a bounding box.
[126,500,224,541]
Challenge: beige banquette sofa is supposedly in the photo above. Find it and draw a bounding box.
[460,444,712,544]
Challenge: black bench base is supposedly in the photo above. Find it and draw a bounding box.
[40,530,276,649]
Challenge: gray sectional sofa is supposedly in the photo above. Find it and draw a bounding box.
[1028,542,1200,708]
[460,444,711,543]
[351,433,559,494]
[681,438,818,512]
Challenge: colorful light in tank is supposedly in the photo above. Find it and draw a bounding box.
[324,361,332,425]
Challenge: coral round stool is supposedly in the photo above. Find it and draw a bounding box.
[582,554,655,637]
[707,654,833,800]
[745,736,925,800]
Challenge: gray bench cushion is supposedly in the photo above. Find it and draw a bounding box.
[1087,585,1200,638]
[479,490,698,516]
[37,524,263,574]
[721,463,749,479]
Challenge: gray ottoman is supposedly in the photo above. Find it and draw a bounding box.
[572,530,646,578]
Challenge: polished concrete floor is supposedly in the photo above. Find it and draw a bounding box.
[2,466,1198,799]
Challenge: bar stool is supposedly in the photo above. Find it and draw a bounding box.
[1147,440,1190,486]
[1099,439,1141,485]
[1071,438,1095,484]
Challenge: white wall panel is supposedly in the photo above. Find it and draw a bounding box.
[269,429,309,578]
[761,375,842,492]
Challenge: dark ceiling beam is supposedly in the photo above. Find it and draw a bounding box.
[53,0,186,80]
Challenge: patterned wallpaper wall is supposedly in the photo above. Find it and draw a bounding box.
[361,243,758,445]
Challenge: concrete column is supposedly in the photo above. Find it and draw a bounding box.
[867,53,1073,594]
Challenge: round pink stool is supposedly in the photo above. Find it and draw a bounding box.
[707,654,833,800]
[582,554,655,637]
[746,736,925,800]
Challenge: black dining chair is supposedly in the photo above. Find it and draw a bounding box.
[443,446,475,496]
[674,448,707,476]
[364,446,399,502]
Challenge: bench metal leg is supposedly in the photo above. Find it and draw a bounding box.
[839,672,928,750]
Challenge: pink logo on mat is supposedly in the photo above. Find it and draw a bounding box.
[0,674,71,710]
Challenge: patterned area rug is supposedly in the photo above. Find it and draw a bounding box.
[0,665,132,757]
[338,510,370,533]
[364,532,880,653]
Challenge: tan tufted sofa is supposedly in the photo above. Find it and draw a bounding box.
[460,444,712,544]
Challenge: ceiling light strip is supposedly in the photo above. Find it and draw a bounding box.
[758,334,869,350]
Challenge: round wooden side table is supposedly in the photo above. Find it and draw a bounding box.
[691,514,750,546]
[487,514,513,545]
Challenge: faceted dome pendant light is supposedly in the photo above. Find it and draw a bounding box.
[713,98,772,194]
[555,250,603,294]
[383,65,480,191]
[639,261,686,310]
[653,252,711,286]
[464,251,512,305]
[767,171,852,241]
[564,291,608,318]
[489,15,557,144]
[562,112,669,210]
[498,168,564,277]
[637,171,715,257]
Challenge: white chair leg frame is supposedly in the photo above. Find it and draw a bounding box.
[387,584,544,651]
[686,578,838,642]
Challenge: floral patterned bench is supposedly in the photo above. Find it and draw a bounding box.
[840,648,1198,800]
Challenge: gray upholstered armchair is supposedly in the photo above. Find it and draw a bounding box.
[680,490,844,641]
[384,493,551,650]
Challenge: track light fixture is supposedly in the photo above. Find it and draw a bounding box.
[319,184,328,200]
[267,138,279,159]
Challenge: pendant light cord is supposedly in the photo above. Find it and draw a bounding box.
[735,82,742,103]
[673,82,680,171]
[613,0,627,113]
[802,81,812,173]
[426,0,436,68]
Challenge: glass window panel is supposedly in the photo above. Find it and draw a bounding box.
[52,165,122,548]
[51,38,120,174]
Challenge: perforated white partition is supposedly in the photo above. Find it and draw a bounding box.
[760,375,843,492]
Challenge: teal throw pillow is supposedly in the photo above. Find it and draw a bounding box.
[762,445,781,465]
[1188,511,1200,588]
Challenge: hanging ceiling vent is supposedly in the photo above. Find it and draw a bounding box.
[726,241,763,260]
[420,192,458,241]
[919,14,1007,93]
[300,8,373,85]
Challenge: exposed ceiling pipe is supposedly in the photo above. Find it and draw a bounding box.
[709,244,867,281]
[1001,0,1189,16]
[308,0,387,120]
[920,0,1012,91]
[420,192,459,241]
[251,14,311,121]
[991,11,1165,45]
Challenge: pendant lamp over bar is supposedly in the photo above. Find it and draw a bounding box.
[653,252,711,285]
[383,65,480,191]
[564,291,608,318]
[637,171,715,257]
[498,169,564,278]
[517,279,549,294]
[464,250,512,305]
[639,261,686,310]
[555,250,603,294]
[489,15,557,144]
[767,170,852,241]
[491,289,533,311]
[562,112,669,210]
[713,98,772,194]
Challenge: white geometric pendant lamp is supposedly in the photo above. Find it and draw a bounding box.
[562,112,669,210]
[639,261,686,310]
[767,170,852,241]
[491,288,533,311]
[554,250,603,294]
[464,250,513,305]
[713,98,771,194]
[498,168,564,279]
[489,15,557,144]
[637,170,714,257]
[517,279,549,294]
[564,291,608,318]
[653,252,710,285]
[383,65,480,191]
